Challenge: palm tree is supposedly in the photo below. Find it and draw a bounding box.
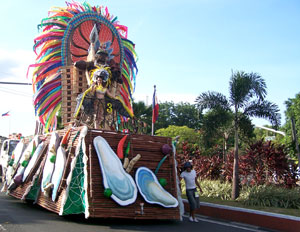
[132,101,152,122]
[132,100,152,133]
[196,71,280,199]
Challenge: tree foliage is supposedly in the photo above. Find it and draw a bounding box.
[281,93,300,164]
[156,125,201,145]
[132,101,202,134]
[195,70,281,199]
[155,102,201,131]
[132,101,152,133]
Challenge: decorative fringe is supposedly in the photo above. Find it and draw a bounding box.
[29,1,138,133]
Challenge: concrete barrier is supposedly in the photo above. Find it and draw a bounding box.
[183,200,300,232]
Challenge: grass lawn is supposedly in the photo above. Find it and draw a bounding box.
[199,196,300,218]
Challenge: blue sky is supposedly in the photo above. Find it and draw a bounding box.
[0,0,299,136]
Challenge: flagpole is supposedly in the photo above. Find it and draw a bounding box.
[9,113,11,137]
[151,123,154,136]
[151,85,156,136]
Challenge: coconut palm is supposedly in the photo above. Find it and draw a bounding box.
[196,71,281,199]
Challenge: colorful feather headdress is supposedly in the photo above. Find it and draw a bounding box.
[29,1,138,132]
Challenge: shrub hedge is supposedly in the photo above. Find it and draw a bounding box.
[242,185,300,209]
[195,179,300,209]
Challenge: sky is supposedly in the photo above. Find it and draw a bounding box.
[0,0,299,137]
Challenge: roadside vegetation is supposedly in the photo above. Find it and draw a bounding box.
[134,70,300,217]
[181,180,300,217]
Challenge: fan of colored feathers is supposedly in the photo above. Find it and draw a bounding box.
[28,1,138,132]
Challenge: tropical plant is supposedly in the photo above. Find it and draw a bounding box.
[133,101,152,121]
[175,140,223,180]
[198,179,232,200]
[201,109,255,159]
[197,180,300,209]
[240,140,297,188]
[194,155,223,180]
[201,109,234,158]
[195,71,281,199]
[132,101,152,133]
[175,141,201,172]
[242,185,300,209]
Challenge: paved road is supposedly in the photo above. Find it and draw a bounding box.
[0,184,273,232]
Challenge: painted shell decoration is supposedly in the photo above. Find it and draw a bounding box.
[51,146,66,201]
[23,142,45,182]
[135,167,178,208]
[93,136,137,206]
[41,132,60,193]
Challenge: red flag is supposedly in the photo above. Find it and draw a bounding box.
[1,111,10,117]
[152,86,159,123]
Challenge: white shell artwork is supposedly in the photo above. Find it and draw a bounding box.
[14,136,40,184]
[12,140,26,165]
[93,136,137,206]
[5,141,25,184]
[51,146,66,201]
[41,132,60,193]
[135,167,178,208]
[22,142,45,182]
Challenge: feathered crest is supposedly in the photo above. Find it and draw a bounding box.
[29,1,138,132]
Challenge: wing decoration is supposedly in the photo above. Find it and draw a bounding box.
[29,1,138,132]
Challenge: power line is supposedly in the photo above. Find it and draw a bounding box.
[0,89,32,98]
[0,71,19,77]
[0,86,32,98]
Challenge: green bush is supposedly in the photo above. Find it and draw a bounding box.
[198,179,232,200]
[242,185,300,209]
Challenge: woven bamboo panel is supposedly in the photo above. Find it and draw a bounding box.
[35,128,81,214]
[8,144,48,200]
[61,66,88,126]
[86,130,180,220]
[7,129,80,213]
[6,128,180,220]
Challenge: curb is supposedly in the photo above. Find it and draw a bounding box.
[183,200,300,232]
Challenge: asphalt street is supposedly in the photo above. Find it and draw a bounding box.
[0,183,274,232]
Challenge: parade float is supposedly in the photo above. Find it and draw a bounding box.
[1,2,183,220]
